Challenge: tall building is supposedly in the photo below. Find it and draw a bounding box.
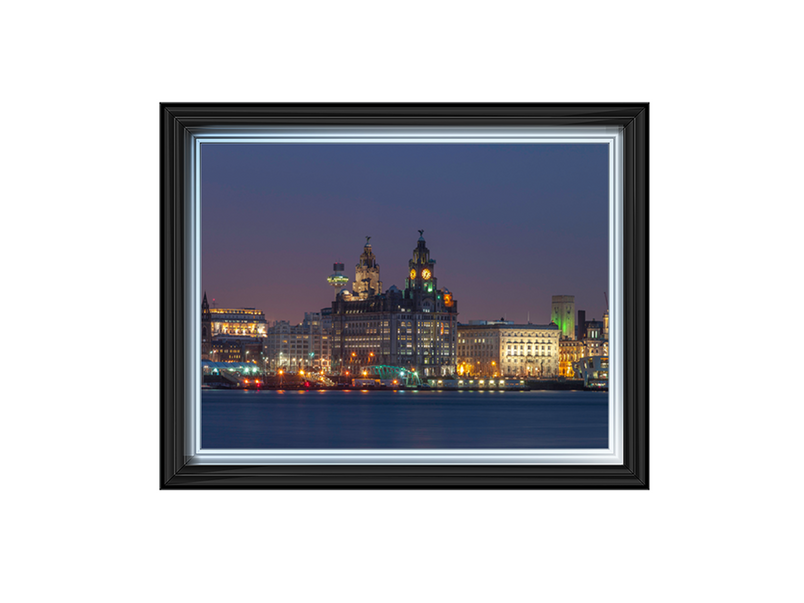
[457,322,560,378]
[576,310,586,340]
[560,308,609,378]
[264,312,331,372]
[353,237,382,299]
[201,293,267,360]
[579,314,608,360]
[551,295,575,340]
[330,233,458,376]
[206,305,267,337]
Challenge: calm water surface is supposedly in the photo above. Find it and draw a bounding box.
[202,389,608,449]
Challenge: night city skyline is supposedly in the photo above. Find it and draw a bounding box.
[201,142,609,325]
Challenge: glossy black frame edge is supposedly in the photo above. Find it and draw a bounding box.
[160,103,649,489]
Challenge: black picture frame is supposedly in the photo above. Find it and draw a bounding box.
[160,103,648,489]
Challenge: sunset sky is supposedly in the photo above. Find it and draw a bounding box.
[201,142,609,325]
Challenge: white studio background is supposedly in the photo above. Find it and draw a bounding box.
[1,2,801,602]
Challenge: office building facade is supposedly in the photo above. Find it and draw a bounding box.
[457,322,560,378]
[201,293,268,360]
[330,234,458,376]
[264,312,331,372]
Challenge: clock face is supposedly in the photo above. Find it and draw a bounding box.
[410,269,416,280]
[422,268,432,280]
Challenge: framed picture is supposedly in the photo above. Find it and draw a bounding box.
[160,103,648,488]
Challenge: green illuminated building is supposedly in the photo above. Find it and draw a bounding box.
[551,295,575,340]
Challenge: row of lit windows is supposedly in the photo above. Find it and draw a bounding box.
[501,331,556,338]
[210,309,264,316]
[507,344,551,350]
[336,331,453,341]
[341,344,381,348]
[266,339,323,346]
[505,358,556,364]
[458,329,555,337]
[341,312,451,321]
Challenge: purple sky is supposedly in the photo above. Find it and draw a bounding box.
[201,143,609,325]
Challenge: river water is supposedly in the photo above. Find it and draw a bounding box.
[202,389,608,449]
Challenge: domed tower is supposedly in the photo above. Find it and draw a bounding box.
[353,237,382,300]
[327,262,349,299]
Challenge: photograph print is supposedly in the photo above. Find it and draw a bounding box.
[200,141,611,451]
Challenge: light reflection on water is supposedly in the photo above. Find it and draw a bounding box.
[202,389,608,449]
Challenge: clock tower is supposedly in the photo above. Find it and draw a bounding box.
[399,230,458,375]
[405,230,438,299]
[330,231,458,378]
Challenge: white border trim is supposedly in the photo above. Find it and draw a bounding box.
[186,126,624,465]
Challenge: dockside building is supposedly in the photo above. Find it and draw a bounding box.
[201,293,268,361]
[330,233,458,377]
[559,309,610,377]
[457,321,560,378]
[263,311,331,372]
